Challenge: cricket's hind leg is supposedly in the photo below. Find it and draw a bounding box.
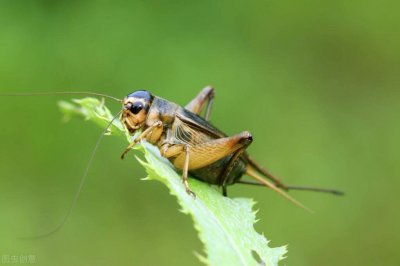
[185,86,215,121]
[243,155,344,196]
[210,150,314,211]
[245,167,313,212]
[219,145,252,197]
[244,154,288,189]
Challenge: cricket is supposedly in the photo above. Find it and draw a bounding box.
[119,87,343,203]
[1,86,342,237]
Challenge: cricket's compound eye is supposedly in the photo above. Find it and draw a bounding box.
[129,102,143,115]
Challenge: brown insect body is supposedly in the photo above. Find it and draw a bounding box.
[120,88,342,209]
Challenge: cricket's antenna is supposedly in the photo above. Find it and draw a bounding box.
[0,92,122,102]
[246,167,314,213]
[19,110,123,240]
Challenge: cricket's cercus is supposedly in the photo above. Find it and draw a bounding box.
[118,87,343,211]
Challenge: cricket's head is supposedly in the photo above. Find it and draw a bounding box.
[121,90,153,134]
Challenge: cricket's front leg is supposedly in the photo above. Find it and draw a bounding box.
[185,86,215,121]
[121,121,163,159]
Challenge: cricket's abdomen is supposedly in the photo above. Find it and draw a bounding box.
[189,156,247,186]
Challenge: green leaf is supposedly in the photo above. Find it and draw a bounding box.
[58,97,287,266]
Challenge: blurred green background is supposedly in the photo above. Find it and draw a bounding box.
[0,1,399,265]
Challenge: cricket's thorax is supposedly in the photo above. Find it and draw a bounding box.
[145,96,179,144]
[146,97,178,126]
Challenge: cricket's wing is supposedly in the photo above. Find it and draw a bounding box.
[175,108,227,140]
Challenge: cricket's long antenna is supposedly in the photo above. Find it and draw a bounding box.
[237,180,344,196]
[246,167,313,213]
[19,110,123,240]
[0,92,122,102]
